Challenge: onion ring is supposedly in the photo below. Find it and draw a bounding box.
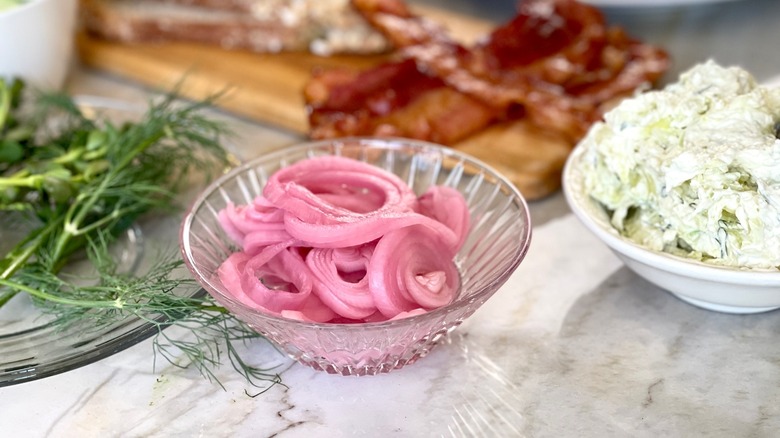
[282,209,459,249]
[368,225,460,318]
[306,245,377,319]
[239,240,313,313]
[218,196,286,246]
[217,156,469,323]
[263,156,418,225]
[417,185,470,251]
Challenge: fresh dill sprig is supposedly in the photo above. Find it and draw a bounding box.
[0,79,283,390]
[6,233,284,389]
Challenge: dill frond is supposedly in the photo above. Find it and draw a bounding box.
[0,80,280,390]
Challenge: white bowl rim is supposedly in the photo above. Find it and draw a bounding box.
[562,144,780,286]
[180,136,534,329]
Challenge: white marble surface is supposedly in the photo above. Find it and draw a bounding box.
[4,0,780,436]
[5,203,780,437]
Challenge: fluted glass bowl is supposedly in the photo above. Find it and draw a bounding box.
[180,137,532,376]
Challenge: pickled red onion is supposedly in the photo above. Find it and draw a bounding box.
[219,251,336,322]
[306,246,376,319]
[280,293,337,323]
[243,229,294,256]
[217,252,255,307]
[363,308,428,322]
[368,225,460,317]
[219,197,285,246]
[417,186,470,250]
[239,241,312,312]
[215,155,469,323]
[263,156,418,225]
[282,210,459,249]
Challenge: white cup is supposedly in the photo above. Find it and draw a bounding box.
[0,0,78,90]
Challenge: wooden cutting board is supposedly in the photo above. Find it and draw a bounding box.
[75,6,573,200]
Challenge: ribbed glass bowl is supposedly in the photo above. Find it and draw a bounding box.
[180,138,532,376]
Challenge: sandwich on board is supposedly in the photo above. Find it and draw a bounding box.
[80,0,392,56]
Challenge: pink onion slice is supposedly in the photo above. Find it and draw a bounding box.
[216,155,471,324]
[218,205,246,246]
[218,196,286,246]
[239,241,313,313]
[306,180,387,213]
[306,245,376,319]
[263,156,418,225]
[362,308,428,322]
[217,251,263,310]
[218,249,336,322]
[243,228,294,256]
[283,210,459,249]
[417,186,470,251]
[368,225,460,318]
[280,293,337,323]
[389,308,428,321]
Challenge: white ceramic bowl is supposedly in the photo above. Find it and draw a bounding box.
[0,0,78,89]
[563,145,780,314]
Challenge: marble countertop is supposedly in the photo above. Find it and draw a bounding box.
[4,0,780,436]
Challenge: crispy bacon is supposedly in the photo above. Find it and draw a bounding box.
[305,0,670,144]
[305,59,501,144]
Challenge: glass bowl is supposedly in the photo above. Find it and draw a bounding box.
[180,137,532,376]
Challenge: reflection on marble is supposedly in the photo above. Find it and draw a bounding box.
[9,212,780,437]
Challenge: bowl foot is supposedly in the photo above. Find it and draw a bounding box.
[672,293,780,315]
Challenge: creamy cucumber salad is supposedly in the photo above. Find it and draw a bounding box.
[579,60,780,269]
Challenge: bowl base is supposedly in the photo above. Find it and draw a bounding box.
[294,342,440,376]
[672,293,780,315]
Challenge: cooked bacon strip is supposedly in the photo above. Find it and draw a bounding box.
[306,0,669,144]
[305,59,502,144]
[349,0,448,47]
[379,0,668,140]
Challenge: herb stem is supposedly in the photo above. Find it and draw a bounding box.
[67,204,135,236]
[0,80,10,128]
[199,304,229,313]
[0,218,63,281]
[0,289,17,307]
[0,279,124,309]
[51,130,165,262]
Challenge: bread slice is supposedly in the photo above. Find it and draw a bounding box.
[80,0,391,56]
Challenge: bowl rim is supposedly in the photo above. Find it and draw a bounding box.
[562,144,780,285]
[180,136,533,329]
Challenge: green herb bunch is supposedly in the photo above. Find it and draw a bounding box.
[0,79,282,389]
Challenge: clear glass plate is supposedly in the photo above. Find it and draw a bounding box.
[0,96,209,386]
